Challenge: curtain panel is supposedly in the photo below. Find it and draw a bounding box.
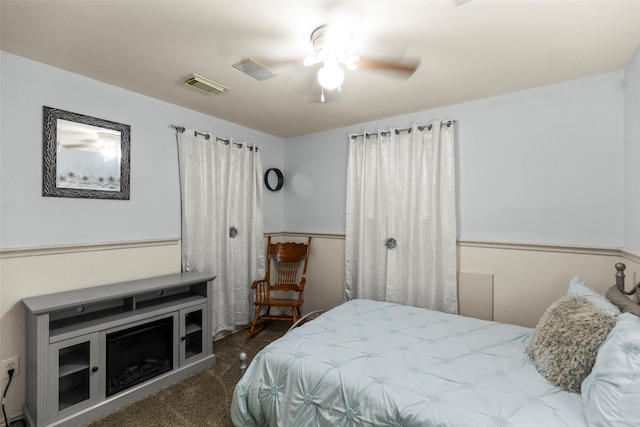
[345,121,457,313]
[177,129,264,334]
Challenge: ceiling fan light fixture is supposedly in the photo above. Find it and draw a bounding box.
[311,25,350,62]
[303,55,320,67]
[97,132,121,160]
[345,55,359,71]
[318,61,344,90]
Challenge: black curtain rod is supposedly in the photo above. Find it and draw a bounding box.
[170,124,258,151]
[350,120,456,140]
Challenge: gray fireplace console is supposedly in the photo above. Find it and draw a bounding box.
[22,272,216,427]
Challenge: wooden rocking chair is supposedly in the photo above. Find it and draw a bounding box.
[247,236,312,338]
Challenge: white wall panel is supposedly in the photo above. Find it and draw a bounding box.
[458,271,494,321]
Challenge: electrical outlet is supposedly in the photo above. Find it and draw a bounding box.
[2,356,20,380]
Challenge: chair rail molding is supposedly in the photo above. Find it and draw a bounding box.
[0,238,180,259]
[621,248,640,264]
[457,239,622,257]
[270,233,635,261]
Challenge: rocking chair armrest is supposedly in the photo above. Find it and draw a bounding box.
[251,278,268,289]
[298,277,307,291]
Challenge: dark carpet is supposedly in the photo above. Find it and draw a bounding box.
[86,322,289,427]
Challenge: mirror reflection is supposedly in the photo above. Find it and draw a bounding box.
[56,119,122,191]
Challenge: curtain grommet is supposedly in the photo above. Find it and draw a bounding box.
[264,168,284,191]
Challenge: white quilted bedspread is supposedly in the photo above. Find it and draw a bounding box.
[231,299,586,426]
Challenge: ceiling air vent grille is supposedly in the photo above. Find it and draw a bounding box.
[232,58,277,81]
[183,73,228,95]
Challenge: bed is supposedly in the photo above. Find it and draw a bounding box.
[231,264,640,427]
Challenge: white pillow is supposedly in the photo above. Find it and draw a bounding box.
[568,276,621,316]
[581,313,640,426]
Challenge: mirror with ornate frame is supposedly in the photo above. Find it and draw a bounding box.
[43,106,130,200]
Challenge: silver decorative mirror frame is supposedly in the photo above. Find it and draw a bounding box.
[43,106,131,200]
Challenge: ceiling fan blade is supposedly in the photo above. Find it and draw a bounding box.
[356,56,420,77]
[60,142,103,153]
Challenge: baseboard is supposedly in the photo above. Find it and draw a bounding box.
[0,414,26,427]
[213,324,250,342]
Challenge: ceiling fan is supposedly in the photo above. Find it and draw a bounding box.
[58,124,121,159]
[284,24,420,102]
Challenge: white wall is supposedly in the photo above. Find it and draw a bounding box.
[283,130,350,234]
[284,72,625,248]
[624,47,640,253]
[0,51,285,250]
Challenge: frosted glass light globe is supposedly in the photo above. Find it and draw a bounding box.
[318,61,344,90]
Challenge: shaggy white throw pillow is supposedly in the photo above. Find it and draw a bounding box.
[527,296,616,393]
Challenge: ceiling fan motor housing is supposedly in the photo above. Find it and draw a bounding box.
[311,25,350,62]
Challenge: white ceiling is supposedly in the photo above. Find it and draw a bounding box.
[2,0,640,138]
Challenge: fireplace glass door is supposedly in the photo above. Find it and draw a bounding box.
[180,305,205,365]
[50,332,100,418]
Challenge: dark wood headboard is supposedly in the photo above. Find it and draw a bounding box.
[615,263,640,302]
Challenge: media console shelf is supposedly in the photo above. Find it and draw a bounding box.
[23,272,216,427]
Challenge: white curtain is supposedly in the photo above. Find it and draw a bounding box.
[177,128,264,335]
[345,121,457,314]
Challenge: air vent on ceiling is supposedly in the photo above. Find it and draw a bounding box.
[232,58,277,81]
[183,73,229,95]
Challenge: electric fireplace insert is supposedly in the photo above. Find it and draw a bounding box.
[106,316,174,397]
